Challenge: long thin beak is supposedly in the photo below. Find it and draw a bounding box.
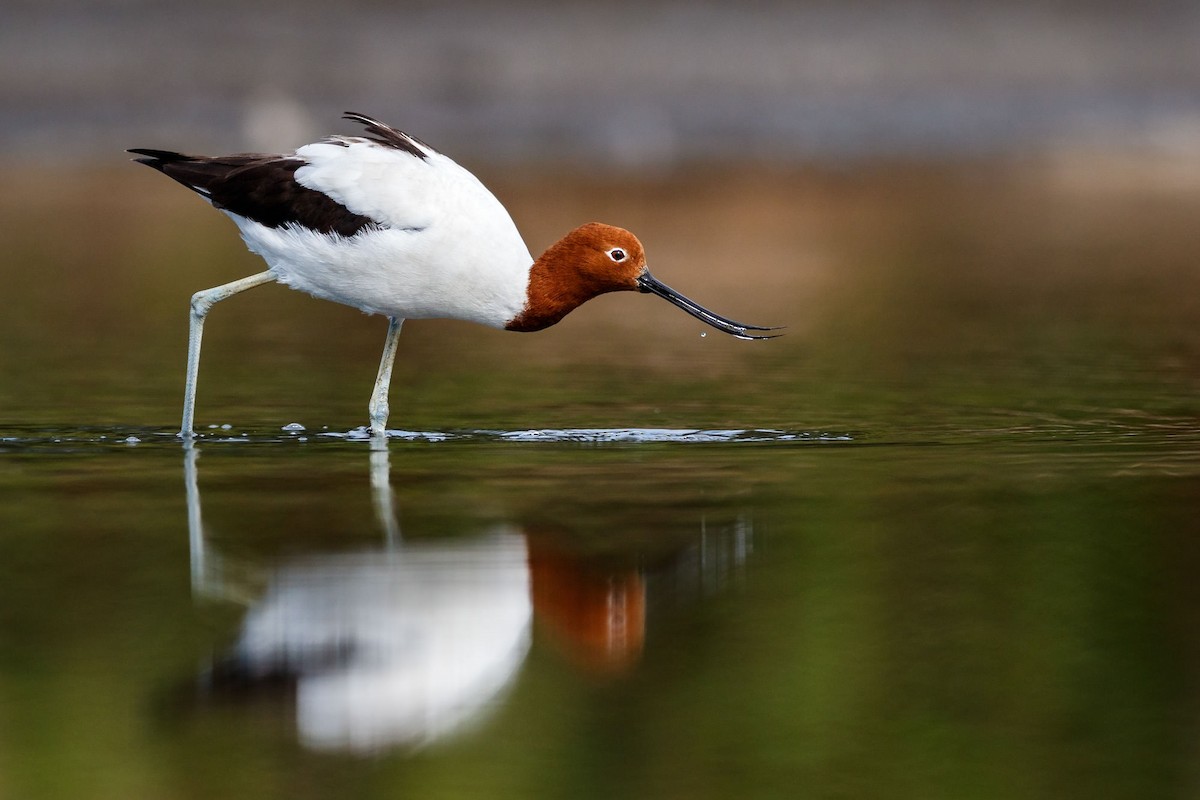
[637,271,783,340]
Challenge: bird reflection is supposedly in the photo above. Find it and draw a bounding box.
[528,546,646,676]
[214,536,531,751]
[186,443,530,752]
[182,438,753,754]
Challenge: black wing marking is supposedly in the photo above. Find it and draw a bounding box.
[127,149,381,237]
[341,112,434,160]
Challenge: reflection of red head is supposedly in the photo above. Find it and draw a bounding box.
[529,546,646,677]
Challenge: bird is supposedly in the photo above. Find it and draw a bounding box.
[129,112,780,438]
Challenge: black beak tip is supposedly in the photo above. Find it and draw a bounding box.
[638,271,781,339]
[740,329,785,341]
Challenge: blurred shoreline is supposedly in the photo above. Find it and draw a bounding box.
[3,0,1199,168]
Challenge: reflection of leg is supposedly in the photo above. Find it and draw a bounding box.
[182,271,277,436]
[368,317,404,437]
[183,443,206,594]
[369,439,402,547]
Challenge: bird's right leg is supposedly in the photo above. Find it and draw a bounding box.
[182,271,277,437]
[368,317,405,438]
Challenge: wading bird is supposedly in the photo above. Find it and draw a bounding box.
[130,113,778,437]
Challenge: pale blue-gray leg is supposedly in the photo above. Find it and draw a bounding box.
[368,317,404,437]
[182,271,277,437]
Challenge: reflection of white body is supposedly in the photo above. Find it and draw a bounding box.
[231,530,532,752]
[187,448,533,753]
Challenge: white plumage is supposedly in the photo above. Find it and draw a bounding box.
[234,137,534,325]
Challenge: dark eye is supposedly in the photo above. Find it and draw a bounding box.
[607,248,627,262]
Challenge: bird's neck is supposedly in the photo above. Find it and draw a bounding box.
[505,241,612,332]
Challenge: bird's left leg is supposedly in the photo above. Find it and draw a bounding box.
[182,270,277,437]
[368,317,404,437]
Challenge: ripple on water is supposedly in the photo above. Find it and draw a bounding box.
[325,427,854,444]
[3,420,1197,462]
[0,425,855,451]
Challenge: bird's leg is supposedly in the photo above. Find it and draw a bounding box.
[368,317,404,438]
[182,271,277,437]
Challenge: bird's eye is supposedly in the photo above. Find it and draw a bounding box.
[607,248,627,262]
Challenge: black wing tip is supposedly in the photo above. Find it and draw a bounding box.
[340,111,378,128]
[127,148,189,170]
[340,112,432,159]
[126,147,186,158]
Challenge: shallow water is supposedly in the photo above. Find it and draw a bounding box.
[2,164,1199,798]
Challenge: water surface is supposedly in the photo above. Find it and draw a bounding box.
[1,164,1199,798]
